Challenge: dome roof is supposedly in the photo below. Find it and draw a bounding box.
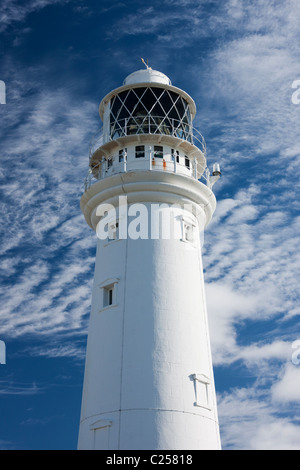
[123,69,172,86]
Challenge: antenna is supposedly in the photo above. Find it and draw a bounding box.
[141,58,152,70]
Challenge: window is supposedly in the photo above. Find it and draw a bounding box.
[135,145,145,158]
[181,218,196,244]
[109,88,193,143]
[107,157,113,169]
[191,374,211,410]
[185,156,190,168]
[90,420,112,450]
[0,340,5,365]
[154,145,163,158]
[183,223,193,242]
[171,149,180,163]
[119,148,127,162]
[100,278,119,310]
[103,284,115,307]
[108,221,119,240]
[103,286,113,307]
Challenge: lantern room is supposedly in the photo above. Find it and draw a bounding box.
[85,68,209,190]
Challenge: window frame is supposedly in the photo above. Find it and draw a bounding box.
[100,278,119,311]
[108,220,119,241]
[191,373,211,410]
[181,216,196,245]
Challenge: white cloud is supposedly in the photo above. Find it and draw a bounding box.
[204,183,300,323]
[29,342,86,360]
[0,0,299,450]
[218,385,300,450]
[0,0,69,32]
[271,363,300,404]
[0,78,99,339]
[206,280,293,366]
[206,282,258,364]
[0,380,41,395]
[0,254,94,337]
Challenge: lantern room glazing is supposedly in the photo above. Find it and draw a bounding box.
[108,86,193,143]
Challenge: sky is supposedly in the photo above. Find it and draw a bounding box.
[0,0,299,450]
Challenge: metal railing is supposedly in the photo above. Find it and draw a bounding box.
[84,157,209,192]
[84,117,208,190]
[89,116,206,157]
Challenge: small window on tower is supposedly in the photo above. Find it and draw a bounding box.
[135,145,145,158]
[107,157,113,169]
[103,285,114,307]
[100,278,119,310]
[182,221,195,244]
[154,145,163,158]
[191,374,211,410]
[108,221,119,240]
[185,156,190,168]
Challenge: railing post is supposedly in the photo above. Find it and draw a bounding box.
[124,150,127,172]
[149,147,152,170]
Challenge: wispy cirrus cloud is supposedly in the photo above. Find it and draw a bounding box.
[218,383,300,450]
[0,0,69,32]
[203,181,300,449]
[0,67,99,341]
[204,184,300,359]
[0,379,41,395]
[0,0,299,449]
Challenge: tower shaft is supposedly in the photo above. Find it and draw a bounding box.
[77,68,221,450]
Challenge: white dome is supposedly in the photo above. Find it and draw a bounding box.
[123,69,172,86]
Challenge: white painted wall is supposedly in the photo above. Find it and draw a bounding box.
[78,201,221,450]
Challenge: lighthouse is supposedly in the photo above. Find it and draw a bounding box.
[77,64,221,450]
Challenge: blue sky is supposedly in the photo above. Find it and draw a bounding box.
[0,0,300,450]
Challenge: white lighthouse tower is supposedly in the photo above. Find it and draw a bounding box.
[78,64,221,450]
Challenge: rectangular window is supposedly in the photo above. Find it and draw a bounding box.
[103,285,114,307]
[107,157,113,169]
[154,145,163,158]
[119,148,127,162]
[90,420,112,450]
[135,145,145,158]
[100,278,119,310]
[181,218,196,244]
[185,156,190,168]
[108,221,119,240]
[183,223,193,242]
[192,374,211,410]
